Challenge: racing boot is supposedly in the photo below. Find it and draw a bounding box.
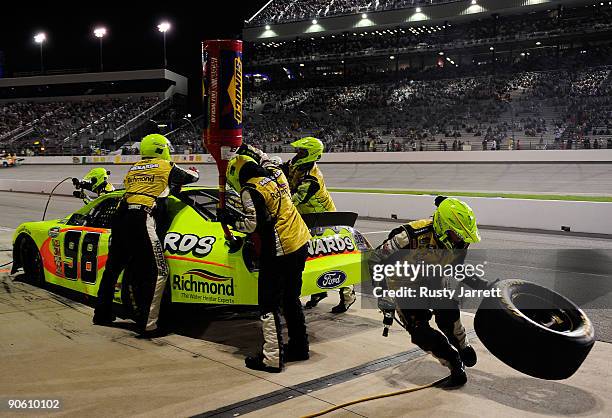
[92,310,116,326]
[305,292,328,309]
[459,344,477,367]
[438,359,467,389]
[245,354,282,373]
[331,286,356,314]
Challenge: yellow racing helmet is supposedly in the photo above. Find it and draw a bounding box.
[290,136,324,166]
[226,154,258,193]
[433,197,481,249]
[140,134,172,161]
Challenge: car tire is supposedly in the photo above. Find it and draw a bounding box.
[19,237,45,287]
[474,279,595,380]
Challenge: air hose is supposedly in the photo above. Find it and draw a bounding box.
[300,375,449,418]
[42,177,73,221]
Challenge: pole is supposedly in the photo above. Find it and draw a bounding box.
[202,39,243,245]
[39,43,44,74]
[163,32,167,68]
[99,38,104,72]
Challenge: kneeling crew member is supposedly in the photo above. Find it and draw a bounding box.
[93,134,199,335]
[285,137,356,313]
[220,154,311,372]
[371,197,486,387]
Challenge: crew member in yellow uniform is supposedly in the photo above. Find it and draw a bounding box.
[219,154,312,373]
[72,167,115,197]
[93,134,199,336]
[371,197,491,387]
[284,137,356,313]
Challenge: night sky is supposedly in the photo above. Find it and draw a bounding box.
[0,1,268,111]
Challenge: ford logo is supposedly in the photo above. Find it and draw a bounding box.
[316,271,347,289]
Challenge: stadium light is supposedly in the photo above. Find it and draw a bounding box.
[157,21,171,68]
[439,51,445,55]
[389,55,395,60]
[536,41,541,46]
[416,7,421,13]
[490,46,495,51]
[361,13,368,19]
[265,24,271,30]
[33,32,46,74]
[312,19,318,25]
[93,27,107,72]
[471,0,477,5]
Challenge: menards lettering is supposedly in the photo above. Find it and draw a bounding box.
[308,235,355,258]
[130,163,159,171]
[164,232,216,258]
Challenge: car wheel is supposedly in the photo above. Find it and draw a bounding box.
[19,237,45,287]
[474,279,595,380]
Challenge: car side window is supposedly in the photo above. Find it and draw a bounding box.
[85,198,120,229]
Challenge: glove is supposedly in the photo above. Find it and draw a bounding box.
[72,178,81,188]
[217,208,238,226]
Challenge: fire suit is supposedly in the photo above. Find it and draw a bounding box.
[285,162,355,312]
[222,165,312,370]
[370,219,476,369]
[93,158,198,332]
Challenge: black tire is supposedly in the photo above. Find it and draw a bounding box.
[19,237,45,287]
[474,279,595,380]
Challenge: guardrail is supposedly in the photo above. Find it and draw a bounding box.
[10,149,612,164]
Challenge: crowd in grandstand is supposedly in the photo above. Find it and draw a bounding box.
[0,97,158,155]
[243,64,612,152]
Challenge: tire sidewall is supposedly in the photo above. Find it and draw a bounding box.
[19,237,45,287]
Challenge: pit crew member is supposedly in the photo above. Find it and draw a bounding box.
[284,137,356,313]
[72,167,115,197]
[370,197,489,387]
[93,134,199,336]
[219,154,311,373]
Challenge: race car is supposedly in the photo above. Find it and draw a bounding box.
[1,155,22,168]
[11,187,370,318]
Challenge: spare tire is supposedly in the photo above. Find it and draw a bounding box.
[474,279,595,380]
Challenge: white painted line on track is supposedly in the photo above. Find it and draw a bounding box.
[0,227,15,232]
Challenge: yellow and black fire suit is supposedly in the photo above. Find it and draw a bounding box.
[224,164,312,371]
[370,219,471,370]
[93,158,199,332]
[285,162,355,312]
[285,162,336,214]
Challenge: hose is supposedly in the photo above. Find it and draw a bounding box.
[300,375,449,418]
[42,177,72,221]
[0,260,13,268]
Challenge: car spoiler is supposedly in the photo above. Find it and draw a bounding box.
[301,211,358,229]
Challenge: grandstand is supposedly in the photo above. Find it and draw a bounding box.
[0,70,189,156]
[242,0,612,152]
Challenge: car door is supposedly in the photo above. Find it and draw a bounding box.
[163,195,258,306]
[50,196,117,295]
